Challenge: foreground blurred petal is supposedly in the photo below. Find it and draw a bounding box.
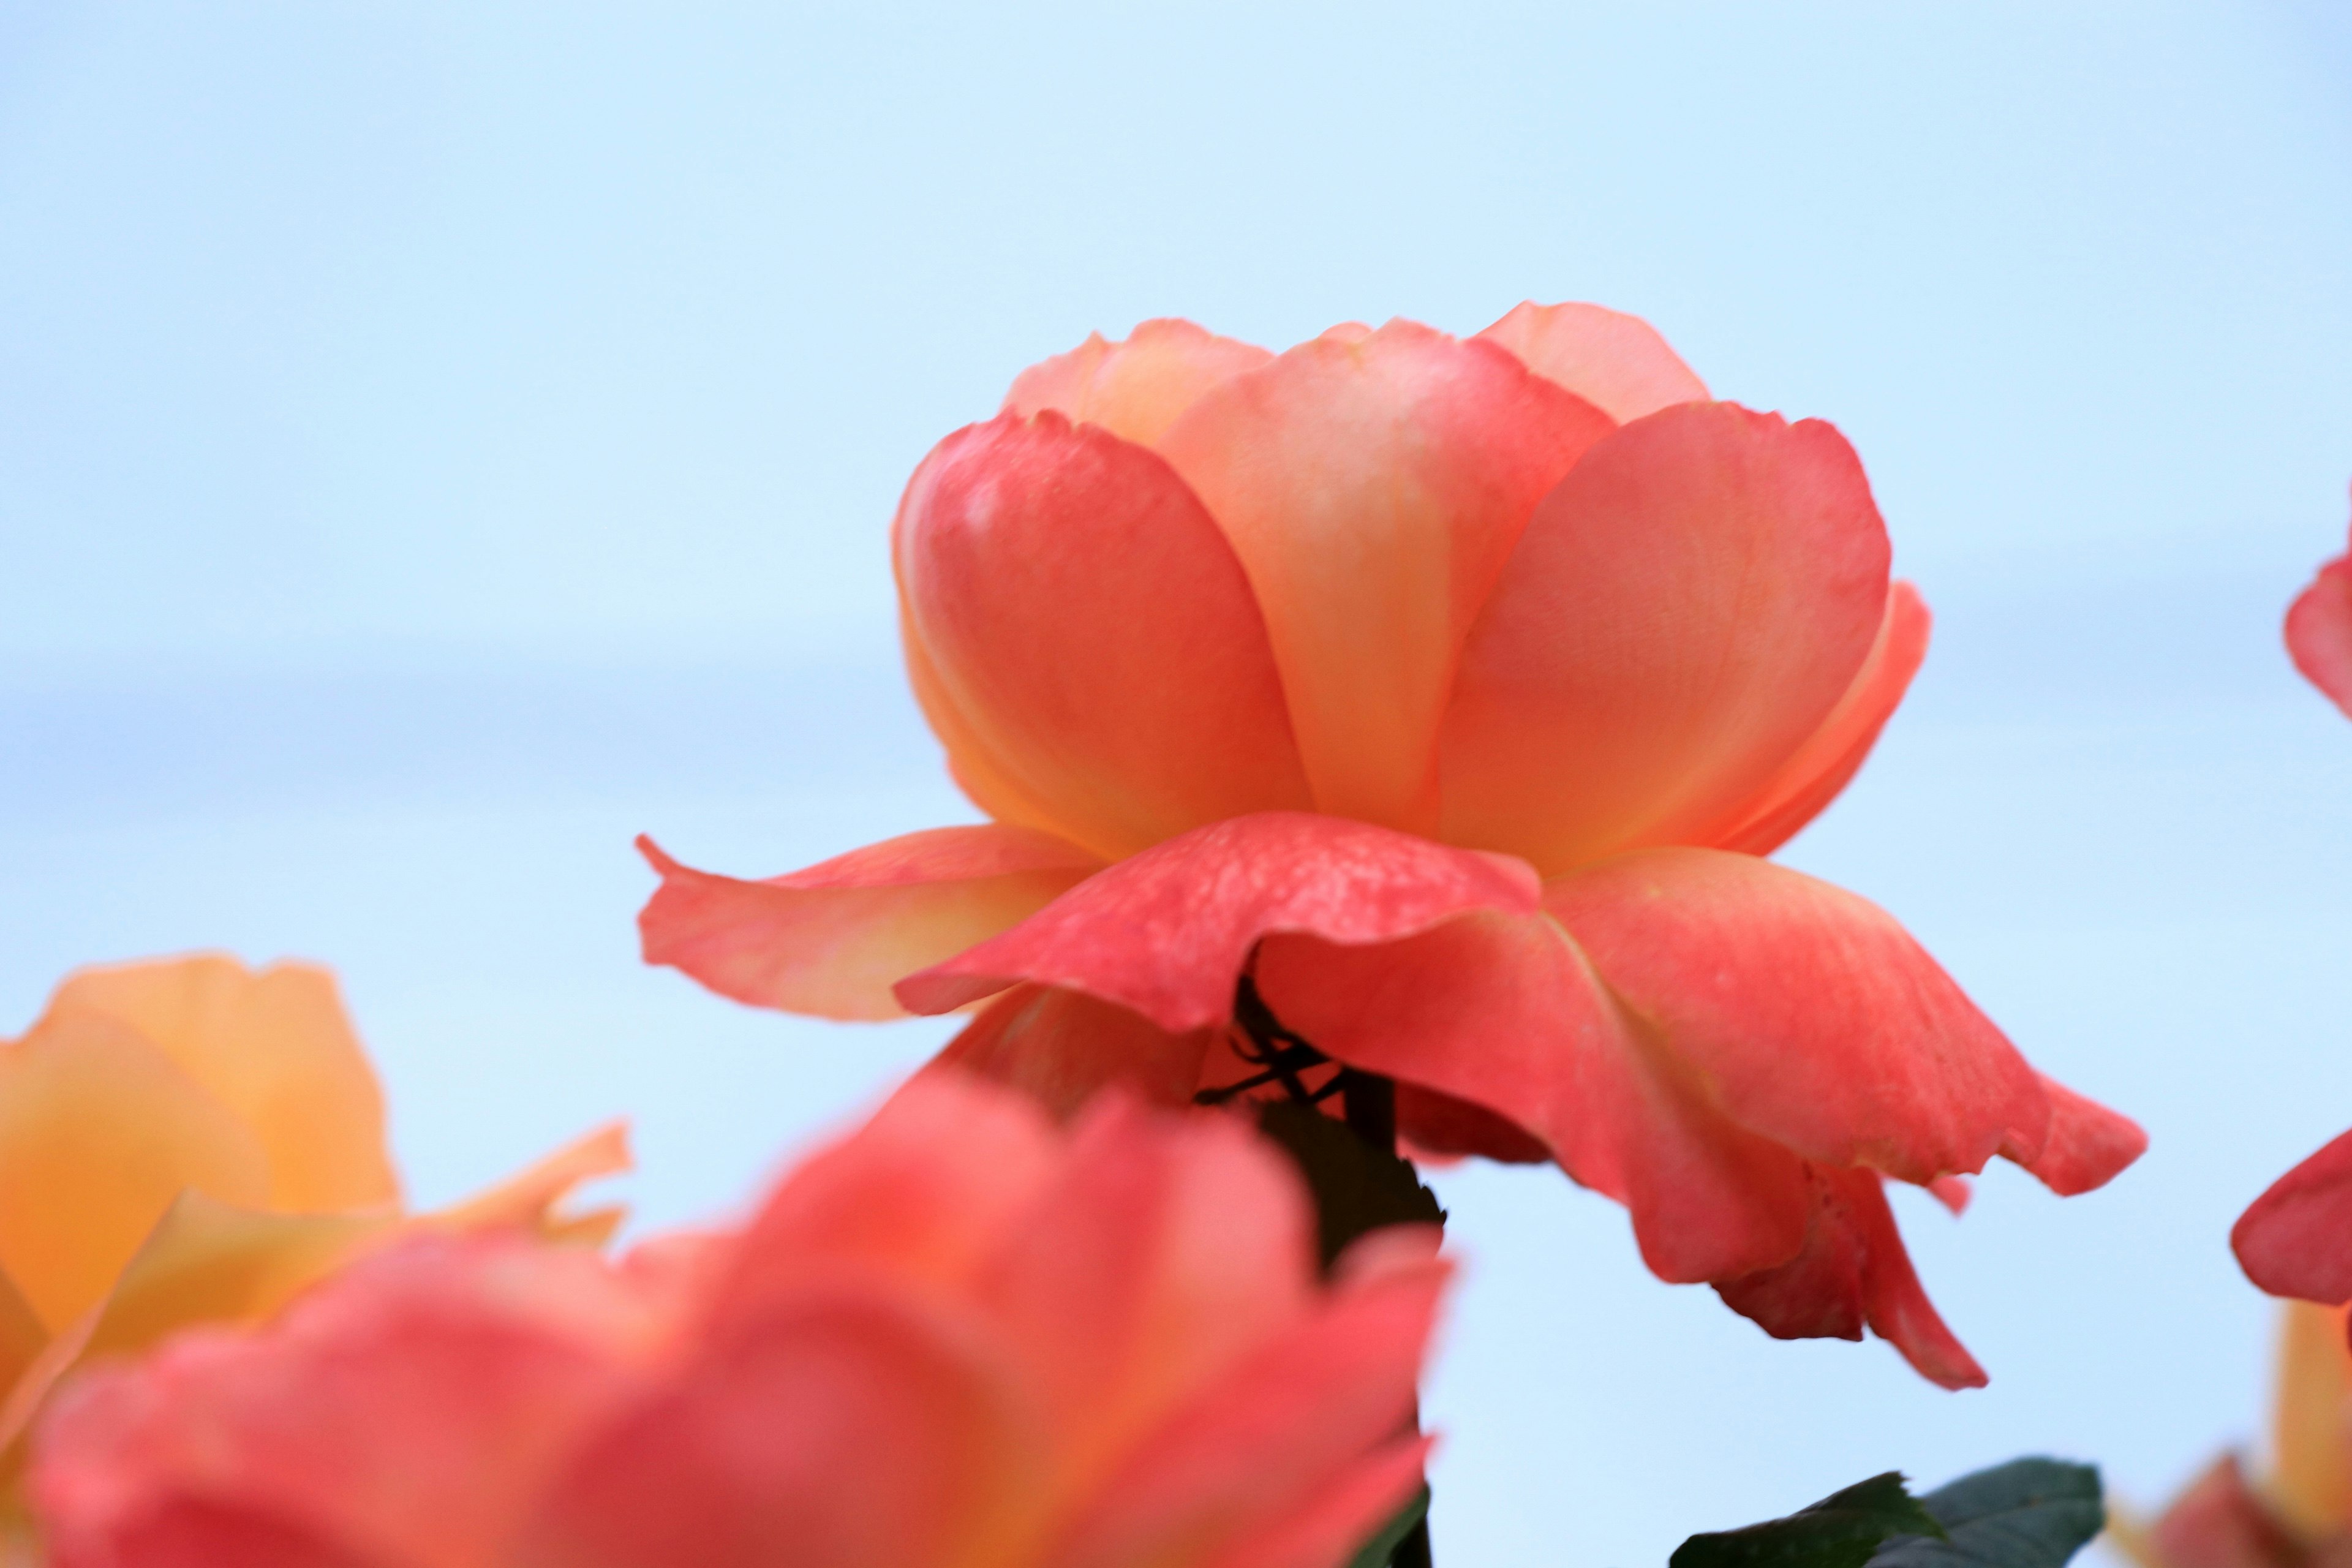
[1544,849,2051,1186]
[929,985,1213,1119]
[638,828,1099,1020]
[1702,581,1932,856]
[1475,300,1709,421]
[2235,1128,2352,1304]
[1158,320,1613,831]
[1714,1165,1986,1390]
[1004,319,1273,448]
[1441,404,1891,873]
[47,957,399,1214]
[1256,910,1813,1283]
[896,413,1311,858]
[895,812,1541,1030]
[2287,543,2352,719]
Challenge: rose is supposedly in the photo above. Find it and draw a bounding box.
[29,1072,1447,1568]
[639,304,2144,1387]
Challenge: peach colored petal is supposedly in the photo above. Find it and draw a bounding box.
[895,812,1541,1031]
[1156,320,1614,832]
[1544,850,2051,1187]
[1439,404,1891,874]
[45,957,399,1213]
[2288,544,2352,719]
[970,1095,1314,1476]
[1256,910,1814,1284]
[638,829,1100,1020]
[1003,319,1273,449]
[904,610,1092,839]
[517,1287,1044,1568]
[2267,1302,2352,1536]
[0,1268,42,1410]
[429,1121,633,1239]
[0,1011,270,1332]
[928,985,1214,1120]
[1475,300,1709,421]
[1714,1165,1986,1390]
[896,413,1311,858]
[1702,580,1932,856]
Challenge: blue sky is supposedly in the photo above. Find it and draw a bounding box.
[4,4,2351,1563]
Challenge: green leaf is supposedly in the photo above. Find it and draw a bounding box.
[1254,1101,1444,1272]
[1869,1459,2103,1568]
[1672,1473,1947,1568]
[1345,1485,1430,1568]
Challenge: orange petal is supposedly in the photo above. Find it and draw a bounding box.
[1157,320,1613,831]
[0,1011,270,1332]
[1003,318,1273,449]
[1440,404,1891,873]
[2287,542,2352,718]
[638,829,1100,1020]
[1703,581,1932,856]
[927,985,1215,1120]
[45,956,399,1214]
[431,1121,633,1240]
[2266,1301,2352,1536]
[897,413,1313,858]
[0,1265,42,1414]
[1476,300,1709,421]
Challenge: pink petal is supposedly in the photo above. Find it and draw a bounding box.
[1197,1436,1436,1568]
[45,1496,374,1568]
[635,828,1099,1021]
[2021,1072,2148,1198]
[2234,1128,2352,1304]
[1254,910,1813,1283]
[897,413,1313,858]
[894,812,1542,1031]
[1004,319,1273,450]
[927,984,1215,1119]
[1036,1252,1448,1568]
[1703,580,1933,856]
[1439,403,1891,875]
[968,1094,1316,1463]
[1544,849,2052,1187]
[713,1071,1061,1322]
[2287,543,2352,719]
[1928,1176,1972,1217]
[1715,1164,1986,1390]
[519,1288,1042,1568]
[2147,1457,2307,1568]
[1475,300,1709,421]
[1157,320,1614,832]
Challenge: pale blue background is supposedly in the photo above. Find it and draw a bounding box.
[4,4,2351,1562]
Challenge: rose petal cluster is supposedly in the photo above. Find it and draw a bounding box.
[0,954,625,1500]
[638,303,2145,1386]
[29,1072,1447,1568]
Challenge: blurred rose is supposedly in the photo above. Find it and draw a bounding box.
[29,1072,1447,1568]
[639,304,2143,1387]
[2287,491,2352,719]
[0,955,625,1518]
[2113,1303,2352,1568]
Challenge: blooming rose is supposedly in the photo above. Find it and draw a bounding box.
[2109,1303,2352,1568]
[29,1072,1448,1568]
[639,304,2144,1387]
[0,955,625,1509]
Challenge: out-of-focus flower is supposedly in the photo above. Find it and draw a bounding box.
[2111,1303,2352,1568]
[639,305,2144,1387]
[2287,492,2352,720]
[0,955,625,1514]
[29,1072,1449,1568]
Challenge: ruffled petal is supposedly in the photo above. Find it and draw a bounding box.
[1714,1164,1986,1390]
[896,413,1313,858]
[519,1288,1043,1568]
[1004,318,1273,449]
[0,1011,270,1332]
[2287,541,2352,719]
[45,957,400,1213]
[927,986,1214,1120]
[636,828,1100,1021]
[1157,320,1614,831]
[894,812,1542,1032]
[1254,910,1812,1283]
[1701,581,1932,856]
[2234,1128,2352,1304]
[1475,300,1709,421]
[1439,404,1891,874]
[1543,849,2052,1186]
